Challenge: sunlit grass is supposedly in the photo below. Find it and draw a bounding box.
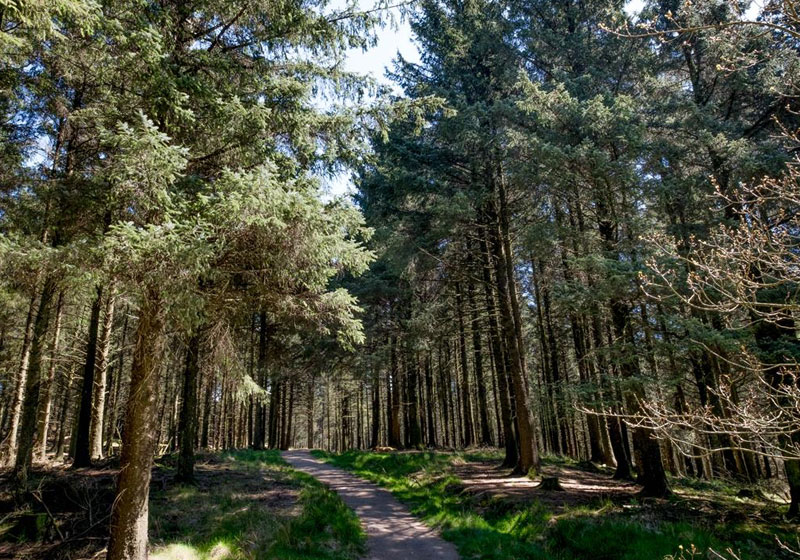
[313,450,788,560]
[152,542,233,560]
[149,450,364,560]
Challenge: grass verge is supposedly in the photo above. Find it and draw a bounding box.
[149,449,365,560]
[312,449,794,560]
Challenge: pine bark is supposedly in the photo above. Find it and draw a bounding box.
[3,292,37,466]
[105,308,129,457]
[479,226,517,466]
[267,378,280,449]
[424,356,436,447]
[597,198,668,496]
[455,282,475,447]
[467,281,492,446]
[406,357,422,448]
[55,364,80,460]
[90,285,116,460]
[388,336,402,448]
[14,277,57,486]
[200,372,212,449]
[436,344,451,448]
[35,291,64,461]
[106,292,165,560]
[370,376,380,448]
[253,312,267,449]
[308,378,316,448]
[282,380,295,450]
[753,314,800,517]
[176,332,200,483]
[489,184,538,474]
[73,286,104,468]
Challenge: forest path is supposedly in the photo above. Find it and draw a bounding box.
[282,450,460,560]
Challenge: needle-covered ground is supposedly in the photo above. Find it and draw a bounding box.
[0,450,364,560]
[312,449,798,560]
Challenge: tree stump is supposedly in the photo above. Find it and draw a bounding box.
[537,476,564,491]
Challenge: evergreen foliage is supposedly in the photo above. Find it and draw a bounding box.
[0,0,799,557]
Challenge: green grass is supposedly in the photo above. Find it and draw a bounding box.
[149,449,365,560]
[312,450,789,560]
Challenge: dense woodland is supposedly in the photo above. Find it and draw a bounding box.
[1,0,800,558]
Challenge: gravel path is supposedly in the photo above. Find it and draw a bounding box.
[282,450,460,560]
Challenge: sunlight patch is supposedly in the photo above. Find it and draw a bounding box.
[150,543,200,560]
[209,542,233,560]
[150,542,232,560]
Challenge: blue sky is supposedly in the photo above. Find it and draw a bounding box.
[343,10,421,88]
[320,4,420,198]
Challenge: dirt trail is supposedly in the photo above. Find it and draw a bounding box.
[282,450,460,560]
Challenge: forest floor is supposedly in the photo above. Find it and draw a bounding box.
[2,449,796,560]
[451,458,639,511]
[312,449,799,560]
[0,450,364,560]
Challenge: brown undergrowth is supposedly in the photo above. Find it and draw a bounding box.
[0,450,363,560]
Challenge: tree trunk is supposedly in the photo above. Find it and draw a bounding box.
[3,292,37,466]
[467,280,492,447]
[598,206,668,495]
[752,313,800,518]
[539,263,570,455]
[402,357,411,448]
[54,368,76,461]
[308,377,315,448]
[176,332,201,483]
[282,380,295,450]
[406,356,422,448]
[531,261,559,454]
[254,312,268,450]
[424,356,436,447]
[90,285,116,460]
[370,375,380,448]
[267,377,280,449]
[35,291,64,462]
[106,308,129,457]
[106,292,165,560]
[357,383,364,449]
[455,283,475,447]
[488,185,538,474]
[576,318,614,465]
[14,277,57,486]
[73,286,104,468]
[479,225,517,465]
[389,336,402,448]
[200,372,212,449]
[437,344,450,448]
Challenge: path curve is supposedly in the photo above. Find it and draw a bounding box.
[282,450,460,560]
